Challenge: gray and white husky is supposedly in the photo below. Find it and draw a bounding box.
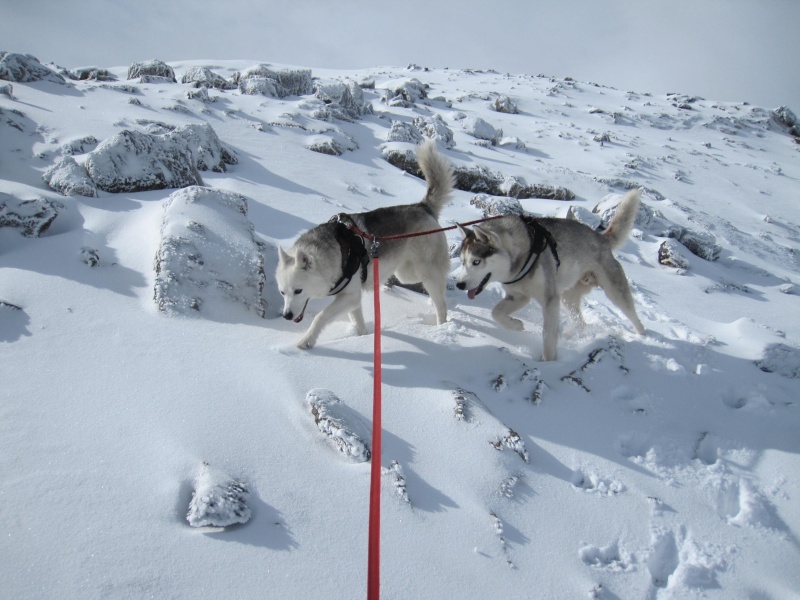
[455,189,646,361]
[277,140,454,349]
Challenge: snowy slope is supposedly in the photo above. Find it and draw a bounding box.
[2,58,799,600]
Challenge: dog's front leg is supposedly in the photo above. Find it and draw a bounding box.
[491,292,529,332]
[297,292,361,349]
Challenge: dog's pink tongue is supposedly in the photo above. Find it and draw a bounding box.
[467,288,478,300]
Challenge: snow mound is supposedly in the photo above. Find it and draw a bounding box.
[153,186,266,318]
[186,464,251,528]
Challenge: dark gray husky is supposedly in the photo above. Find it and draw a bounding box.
[276,140,454,349]
[456,190,646,361]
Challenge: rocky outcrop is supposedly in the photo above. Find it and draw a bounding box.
[153,186,266,318]
[0,52,65,84]
[180,66,235,90]
[84,123,236,193]
[235,64,313,98]
[127,59,176,83]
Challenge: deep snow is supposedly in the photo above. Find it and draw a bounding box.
[2,58,799,600]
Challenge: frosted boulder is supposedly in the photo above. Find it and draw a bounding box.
[381,78,428,107]
[154,186,266,318]
[412,114,455,148]
[69,67,116,82]
[306,389,371,463]
[493,95,519,114]
[186,464,251,528]
[127,60,176,82]
[236,64,312,98]
[459,116,503,145]
[757,343,800,378]
[181,66,235,90]
[386,120,423,144]
[0,194,59,237]
[470,194,524,217]
[42,156,97,197]
[86,130,202,193]
[314,80,372,120]
[85,123,235,193]
[0,52,65,84]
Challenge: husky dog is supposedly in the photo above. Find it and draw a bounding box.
[277,140,454,349]
[456,189,646,361]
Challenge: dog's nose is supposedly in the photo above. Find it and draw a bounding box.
[456,282,466,290]
[283,311,293,320]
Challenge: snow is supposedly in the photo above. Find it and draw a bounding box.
[1,59,799,599]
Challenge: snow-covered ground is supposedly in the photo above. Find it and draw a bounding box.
[2,56,799,599]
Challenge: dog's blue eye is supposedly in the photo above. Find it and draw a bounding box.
[472,259,481,266]
[293,289,303,295]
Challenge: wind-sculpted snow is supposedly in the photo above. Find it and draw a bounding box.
[154,186,266,318]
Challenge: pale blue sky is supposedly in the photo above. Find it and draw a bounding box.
[3,0,799,110]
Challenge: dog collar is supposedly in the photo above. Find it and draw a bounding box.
[504,216,560,285]
[328,216,370,295]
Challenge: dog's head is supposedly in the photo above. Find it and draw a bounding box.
[276,246,330,323]
[455,224,508,299]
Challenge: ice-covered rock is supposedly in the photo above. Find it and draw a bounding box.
[60,136,98,156]
[69,67,117,82]
[413,114,455,148]
[0,52,65,84]
[127,60,176,82]
[313,80,372,120]
[381,78,428,107]
[42,156,97,197]
[0,194,59,237]
[492,94,519,114]
[236,64,312,98]
[664,226,721,262]
[459,115,503,145]
[1,82,13,99]
[180,66,236,90]
[85,123,236,193]
[154,186,266,318]
[386,120,423,144]
[306,389,371,463]
[186,464,251,528]
[470,194,524,217]
[658,239,689,269]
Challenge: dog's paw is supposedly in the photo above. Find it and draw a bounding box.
[297,336,316,350]
[498,317,525,332]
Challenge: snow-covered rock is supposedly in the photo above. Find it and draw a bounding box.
[313,79,372,120]
[380,78,428,107]
[42,156,97,197]
[386,120,423,144]
[153,186,266,318]
[413,114,455,148]
[186,464,251,528]
[0,82,12,99]
[69,67,117,82]
[458,115,503,145]
[84,123,235,193]
[180,66,236,90]
[306,389,371,463]
[60,135,98,156]
[492,94,519,114]
[658,239,690,269]
[236,64,313,98]
[757,343,800,378]
[127,59,176,83]
[470,194,524,217]
[0,194,59,236]
[0,52,65,84]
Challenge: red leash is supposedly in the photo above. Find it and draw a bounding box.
[367,254,382,600]
[360,214,507,599]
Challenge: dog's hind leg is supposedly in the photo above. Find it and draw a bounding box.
[348,305,367,336]
[422,276,448,325]
[595,261,646,335]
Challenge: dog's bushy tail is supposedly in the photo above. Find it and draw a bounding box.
[417,139,455,219]
[603,189,641,249]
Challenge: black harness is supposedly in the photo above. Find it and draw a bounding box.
[328,215,370,295]
[504,216,560,285]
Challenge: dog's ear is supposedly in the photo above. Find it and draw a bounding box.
[297,250,314,270]
[456,224,473,240]
[473,225,497,247]
[278,246,292,265]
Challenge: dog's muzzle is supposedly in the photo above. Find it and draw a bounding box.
[283,299,309,323]
[460,273,491,300]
